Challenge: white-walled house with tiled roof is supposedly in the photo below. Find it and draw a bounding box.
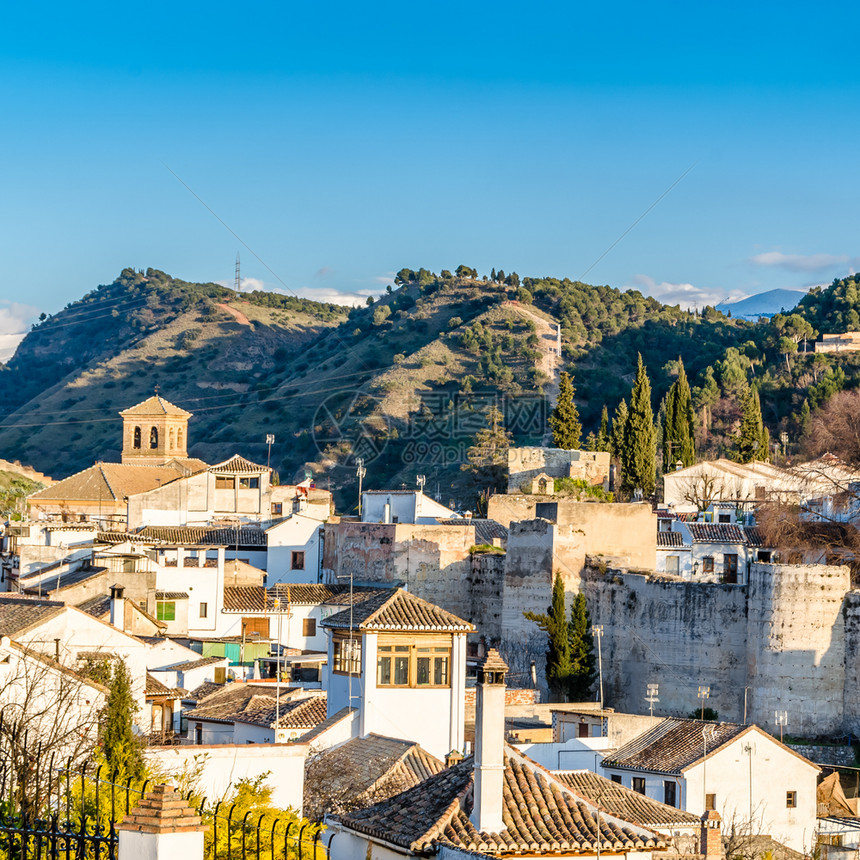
[321,588,474,759]
[600,718,818,853]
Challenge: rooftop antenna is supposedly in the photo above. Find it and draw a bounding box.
[698,685,711,720]
[235,252,241,292]
[416,475,426,493]
[645,683,659,717]
[266,434,275,470]
[356,458,366,518]
[775,710,788,743]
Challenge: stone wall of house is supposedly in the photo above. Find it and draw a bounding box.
[466,552,505,644]
[573,562,856,735]
[746,563,850,735]
[507,447,610,494]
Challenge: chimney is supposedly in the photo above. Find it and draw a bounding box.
[471,648,508,834]
[109,584,125,630]
[445,750,464,768]
[700,809,723,860]
[383,502,391,524]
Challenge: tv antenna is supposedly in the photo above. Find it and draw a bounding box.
[698,685,711,720]
[266,434,275,470]
[775,710,788,743]
[416,475,426,493]
[356,458,366,518]
[645,683,659,717]
[235,252,241,291]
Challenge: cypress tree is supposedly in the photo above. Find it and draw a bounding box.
[568,593,597,701]
[610,399,628,461]
[549,372,582,449]
[662,358,696,471]
[798,398,811,438]
[524,572,572,702]
[595,406,610,453]
[732,385,769,463]
[621,354,656,497]
[100,660,145,781]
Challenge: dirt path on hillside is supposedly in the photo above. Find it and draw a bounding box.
[216,303,252,326]
[504,301,560,402]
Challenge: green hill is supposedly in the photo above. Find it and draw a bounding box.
[0,265,767,510]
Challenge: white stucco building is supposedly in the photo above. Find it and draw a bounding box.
[601,718,819,853]
[321,587,472,760]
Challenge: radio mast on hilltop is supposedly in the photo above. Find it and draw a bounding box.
[234,252,241,291]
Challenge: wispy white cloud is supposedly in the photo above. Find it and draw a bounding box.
[628,274,746,310]
[374,272,396,286]
[217,276,375,307]
[749,251,860,273]
[0,301,41,363]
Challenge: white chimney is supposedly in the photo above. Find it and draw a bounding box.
[109,584,125,630]
[383,502,392,524]
[471,648,508,834]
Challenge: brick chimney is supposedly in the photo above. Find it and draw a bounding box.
[700,809,723,860]
[445,750,464,768]
[471,648,508,834]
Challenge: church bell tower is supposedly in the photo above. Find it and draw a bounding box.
[119,393,192,465]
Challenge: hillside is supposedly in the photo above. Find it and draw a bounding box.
[0,266,761,510]
[715,288,808,320]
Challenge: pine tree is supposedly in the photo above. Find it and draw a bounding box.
[798,398,811,438]
[549,372,582,449]
[462,405,513,494]
[99,660,145,781]
[621,354,656,497]
[732,385,769,464]
[595,405,610,452]
[662,358,696,471]
[524,573,572,702]
[568,593,597,701]
[490,268,497,282]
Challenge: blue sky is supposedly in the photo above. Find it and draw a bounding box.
[2,1,860,356]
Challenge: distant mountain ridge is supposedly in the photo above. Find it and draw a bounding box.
[715,288,808,320]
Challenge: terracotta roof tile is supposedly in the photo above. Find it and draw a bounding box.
[233,694,328,729]
[222,584,385,613]
[656,532,686,548]
[145,673,185,698]
[30,463,185,503]
[136,525,268,546]
[119,395,192,418]
[555,771,699,827]
[305,734,445,820]
[478,648,509,673]
[0,597,66,637]
[210,455,268,473]
[321,588,474,633]
[687,523,745,544]
[335,749,663,854]
[602,718,748,774]
[168,655,226,672]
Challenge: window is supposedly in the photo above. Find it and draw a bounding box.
[303,618,316,637]
[664,781,677,807]
[786,791,797,808]
[151,703,163,732]
[610,774,622,784]
[149,426,158,449]
[705,793,716,811]
[156,601,176,622]
[169,427,175,450]
[199,602,208,619]
[578,722,589,738]
[272,503,283,516]
[333,634,362,675]
[724,554,738,583]
[718,513,731,524]
[215,476,235,490]
[291,551,305,570]
[632,777,646,795]
[757,550,772,562]
[239,477,260,489]
[133,426,141,449]
[666,555,679,575]
[376,637,451,688]
[702,556,714,573]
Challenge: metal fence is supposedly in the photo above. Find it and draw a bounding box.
[0,739,328,860]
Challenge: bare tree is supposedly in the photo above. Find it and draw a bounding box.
[0,638,105,819]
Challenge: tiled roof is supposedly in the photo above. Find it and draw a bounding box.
[296,706,356,744]
[479,648,509,673]
[744,526,768,548]
[145,673,185,698]
[76,594,111,618]
[321,588,474,633]
[119,395,192,418]
[210,455,268,473]
[155,591,189,600]
[0,597,66,637]
[169,655,227,672]
[656,532,687,548]
[184,684,279,723]
[233,694,328,729]
[29,463,185,503]
[555,771,699,827]
[184,681,221,702]
[602,718,749,774]
[436,519,509,544]
[335,749,663,854]
[136,525,268,546]
[222,584,385,613]
[304,734,444,820]
[686,523,745,544]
